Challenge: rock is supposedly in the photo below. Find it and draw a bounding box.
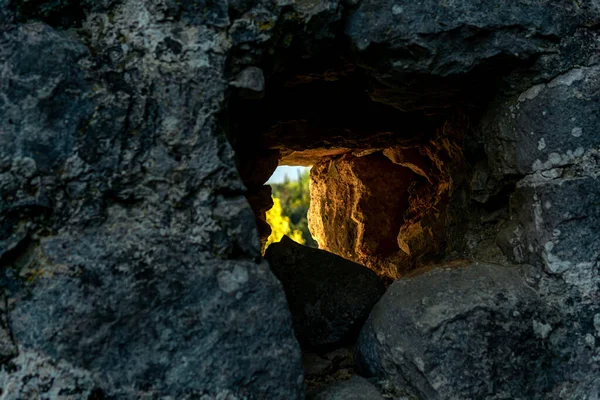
[303,353,334,377]
[308,153,415,277]
[483,67,600,178]
[495,166,600,398]
[479,62,600,396]
[356,262,555,400]
[372,378,421,400]
[230,66,266,99]
[246,185,275,251]
[346,1,595,77]
[479,61,600,397]
[0,3,304,398]
[307,128,464,280]
[3,0,600,396]
[13,0,120,29]
[279,148,354,167]
[345,0,600,110]
[8,227,305,399]
[0,323,16,365]
[0,350,98,400]
[476,47,600,398]
[322,347,355,370]
[383,147,432,182]
[307,376,385,400]
[304,347,357,393]
[265,236,386,349]
[500,176,600,275]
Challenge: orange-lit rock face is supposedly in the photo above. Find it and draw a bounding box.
[308,122,463,279]
[308,153,414,277]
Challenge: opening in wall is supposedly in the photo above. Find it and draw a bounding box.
[227,58,471,280]
[265,166,317,250]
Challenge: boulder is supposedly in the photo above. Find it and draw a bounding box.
[356,262,555,400]
[480,65,600,396]
[483,67,600,178]
[307,132,464,280]
[308,153,414,277]
[7,227,305,399]
[346,0,597,78]
[345,0,600,110]
[0,4,304,399]
[265,236,386,349]
[307,376,385,400]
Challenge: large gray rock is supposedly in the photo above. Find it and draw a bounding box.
[499,176,600,276]
[307,376,384,400]
[483,67,600,177]
[7,228,304,399]
[356,262,556,400]
[492,157,600,400]
[265,236,386,349]
[0,1,304,398]
[480,64,600,398]
[344,0,600,112]
[346,0,598,77]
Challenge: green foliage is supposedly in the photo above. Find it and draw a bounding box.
[268,168,318,248]
[265,197,305,249]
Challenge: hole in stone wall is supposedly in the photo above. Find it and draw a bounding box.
[264,166,317,250]
[226,56,487,280]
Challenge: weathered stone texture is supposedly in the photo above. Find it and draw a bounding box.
[347,0,597,76]
[307,376,384,400]
[2,0,600,398]
[266,236,386,349]
[345,0,600,110]
[0,350,98,400]
[307,122,464,278]
[479,70,600,399]
[308,153,414,277]
[0,0,304,398]
[483,67,600,177]
[356,262,556,400]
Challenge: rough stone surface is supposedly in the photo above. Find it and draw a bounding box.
[247,185,275,251]
[0,350,98,400]
[265,236,386,349]
[356,262,556,400]
[308,122,464,279]
[0,326,16,366]
[345,0,600,110]
[230,66,266,98]
[0,1,304,398]
[308,153,414,277]
[307,376,384,400]
[9,232,303,399]
[347,1,598,76]
[484,67,600,177]
[500,176,600,277]
[2,0,600,397]
[303,347,355,393]
[473,64,600,399]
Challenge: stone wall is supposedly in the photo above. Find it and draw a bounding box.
[0,0,599,398]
